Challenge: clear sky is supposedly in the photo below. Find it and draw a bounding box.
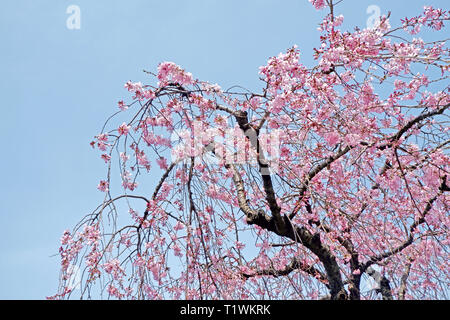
[0,0,447,299]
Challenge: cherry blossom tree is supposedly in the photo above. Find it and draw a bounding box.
[51,0,449,300]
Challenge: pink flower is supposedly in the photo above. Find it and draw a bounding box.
[249,96,260,110]
[325,132,340,146]
[172,243,183,257]
[97,133,107,141]
[97,180,109,192]
[344,133,361,147]
[102,259,125,280]
[118,123,130,136]
[101,154,111,163]
[96,133,109,151]
[120,152,129,163]
[309,0,326,10]
[60,230,72,245]
[118,100,128,111]
[156,157,168,170]
[121,170,138,191]
[127,182,138,191]
[83,224,100,245]
[124,81,133,91]
[235,241,245,250]
[157,61,194,87]
[119,233,132,248]
[136,150,151,170]
[144,90,156,100]
[269,95,286,113]
[107,285,123,299]
[174,221,185,231]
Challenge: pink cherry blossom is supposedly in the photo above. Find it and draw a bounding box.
[55,1,450,301]
[118,123,130,136]
[101,154,111,163]
[156,157,168,170]
[309,0,326,10]
[118,100,128,111]
[325,132,340,146]
[97,180,109,192]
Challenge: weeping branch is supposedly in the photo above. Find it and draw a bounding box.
[362,191,441,272]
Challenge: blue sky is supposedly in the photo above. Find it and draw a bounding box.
[0,0,447,299]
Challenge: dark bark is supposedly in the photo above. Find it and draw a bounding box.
[242,257,329,287]
[367,267,393,300]
[378,276,393,300]
[213,102,448,300]
[398,259,413,300]
[224,110,347,299]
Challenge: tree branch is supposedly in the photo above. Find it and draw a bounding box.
[362,192,441,271]
[398,259,413,300]
[242,257,329,287]
[367,266,393,300]
[389,103,449,143]
[233,110,285,232]
[226,163,347,299]
[289,145,352,220]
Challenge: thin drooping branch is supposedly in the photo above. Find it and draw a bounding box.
[308,211,358,260]
[186,157,220,297]
[136,161,177,252]
[289,145,352,220]
[138,161,177,229]
[151,162,177,200]
[362,191,442,271]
